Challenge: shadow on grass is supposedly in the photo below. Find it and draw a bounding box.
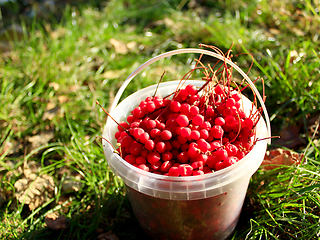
[15,193,150,240]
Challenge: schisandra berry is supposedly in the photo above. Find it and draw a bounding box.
[176,114,189,127]
[114,82,258,176]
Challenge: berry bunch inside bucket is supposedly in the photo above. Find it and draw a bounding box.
[112,46,264,177]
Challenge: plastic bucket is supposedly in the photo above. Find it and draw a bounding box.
[102,49,271,240]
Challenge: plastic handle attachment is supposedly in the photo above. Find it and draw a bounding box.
[109,48,271,143]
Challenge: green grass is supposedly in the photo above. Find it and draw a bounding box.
[0,0,319,239]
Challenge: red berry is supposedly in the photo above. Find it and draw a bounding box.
[205,106,215,118]
[150,161,162,171]
[147,152,161,164]
[188,94,200,104]
[150,128,161,138]
[125,155,136,165]
[136,156,147,165]
[155,141,166,153]
[170,101,181,112]
[120,135,134,148]
[185,84,197,95]
[180,127,191,138]
[147,120,157,129]
[139,132,150,144]
[192,114,204,126]
[133,128,144,139]
[161,130,172,140]
[207,155,219,169]
[199,129,209,140]
[225,115,236,126]
[226,98,236,108]
[231,91,241,102]
[178,164,193,176]
[215,117,225,126]
[210,125,224,139]
[192,170,204,175]
[187,145,200,158]
[225,143,238,157]
[201,121,211,130]
[146,101,156,112]
[127,115,135,123]
[197,139,210,152]
[244,118,254,129]
[191,161,204,170]
[137,164,149,172]
[180,103,191,114]
[168,166,180,176]
[190,106,199,116]
[210,141,221,150]
[177,135,188,144]
[162,152,173,162]
[176,114,189,127]
[145,139,155,150]
[214,148,228,160]
[117,121,129,131]
[130,142,143,156]
[190,130,200,140]
[132,106,144,118]
[161,160,173,172]
[177,152,189,163]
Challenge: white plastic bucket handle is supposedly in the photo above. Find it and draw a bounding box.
[109,48,271,144]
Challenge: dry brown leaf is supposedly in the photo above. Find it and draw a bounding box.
[69,85,81,92]
[269,28,281,35]
[58,95,69,104]
[109,38,128,54]
[14,165,55,210]
[102,69,126,79]
[45,212,67,230]
[273,124,306,149]
[49,82,60,91]
[0,141,12,157]
[97,230,119,240]
[126,41,137,51]
[0,191,5,208]
[0,24,25,42]
[27,131,54,149]
[42,104,61,121]
[61,175,83,192]
[50,26,67,40]
[261,148,302,170]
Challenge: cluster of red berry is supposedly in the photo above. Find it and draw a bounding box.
[115,83,259,176]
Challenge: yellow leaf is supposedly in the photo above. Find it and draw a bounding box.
[110,38,128,54]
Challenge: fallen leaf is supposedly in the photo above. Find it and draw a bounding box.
[273,124,306,149]
[109,38,128,54]
[50,26,67,40]
[58,95,69,104]
[126,41,137,51]
[0,24,25,42]
[69,85,81,92]
[102,70,126,79]
[49,82,60,91]
[261,148,302,170]
[269,28,281,35]
[0,141,12,157]
[0,191,5,208]
[27,131,54,149]
[42,104,61,121]
[45,212,67,230]
[61,175,83,192]
[97,230,119,240]
[14,164,55,210]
